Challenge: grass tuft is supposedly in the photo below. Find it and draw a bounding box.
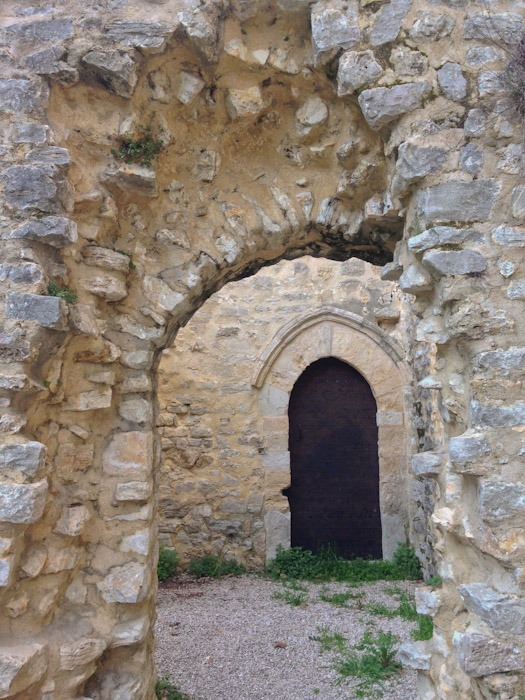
[48,281,77,304]
[412,614,434,641]
[189,554,245,579]
[157,546,179,583]
[112,124,164,167]
[155,676,191,700]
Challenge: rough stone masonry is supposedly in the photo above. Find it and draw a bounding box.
[0,0,524,698]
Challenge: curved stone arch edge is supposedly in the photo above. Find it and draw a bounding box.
[253,307,411,563]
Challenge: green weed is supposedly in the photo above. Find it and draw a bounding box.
[189,554,245,579]
[335,631,401,698]
[112,124,164,167]
[398,593,418,621]
[310,625,347,654]
[365,602,397,618]
[412,615,434,641]
[273,579,309,606]
[157,546,179,583]
[155,676,191,700]
[48,281,77,304]
[319,588,354,607]
[426,575,443,587]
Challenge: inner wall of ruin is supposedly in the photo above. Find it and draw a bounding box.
[0,0,524,698]
[158,257,412,567]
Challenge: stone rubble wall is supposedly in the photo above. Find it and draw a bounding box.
[0,0,523,698]
[157,256,410,568]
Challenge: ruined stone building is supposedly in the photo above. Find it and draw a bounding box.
[0,0,524,698]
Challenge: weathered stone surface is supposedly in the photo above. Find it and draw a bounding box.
[398,641,432,670]
[226,86,265,119]
[0,442,46,477]
[174,71,205,104]
[12,123,47,144]
[311,0,360,64]
[82,50,137,98]
[26,146,70,166]
[511,186,525,220]
[459,582,525,634]
[0,644,47,699]
[0,558,12,587]
[337,50,383,95]
[0,481,48,524]
[358,83,431,129]
[264,510,290,560]
[111,617,149,648]
[466,46,505,67]
[408,226,482,253]
[25,46,78,83]
[399,263,433,294]
[437,62,467,101]
[6,18,73,41]
[0,263,44,288]
[114,482,151,502]
[454,632,523,677]
[392,142,447,196]
[0,80,42,114]
[119,398,153,425]
[389,46,428,76]
[412,452,442,477]
[464,108,485,137]
[178,8,219,62]
[102,165,157,197]
[9,216,77,248]
[463,13,523,44]
[5,292,68,330]
[143,276,184,313]
[450,432,490,470]
[103,432,153,476]
[415,587,440,616]
[472,400,525,428]
[460,144,483,175]
[410,12,455,40]
[478,480,525,524]
[508,280,525,300]
[4,165,60,213]
[369,0,412,46]
[82,247,130,272]
[418,180,499,224]
[296,97,328,136]
[105,20,172,52]
[120,529,150,556]
[59,638,106,671]
[475,347,525,374]
[66,388,112,412]
[97,562,148,603]
[492,225,525,247]
[81,273,127,301]
[422,250,487,276]
[69,304,101,337]
[54,505,90,536]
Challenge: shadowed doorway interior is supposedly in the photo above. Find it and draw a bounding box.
[286,357,382,559]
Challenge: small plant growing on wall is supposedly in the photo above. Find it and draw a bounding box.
[111,124,164,167]
[48,281,77,304]
[157,546,179,582]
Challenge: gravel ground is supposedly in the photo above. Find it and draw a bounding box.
[155,575,419,700]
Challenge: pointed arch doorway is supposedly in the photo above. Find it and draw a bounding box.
[286,357,382,559]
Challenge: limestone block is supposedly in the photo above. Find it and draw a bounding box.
[25,47,78,84]
[143,276,184,313]
[463,13,522,44]
[114,482,151,502]
[26,146,71,166]
[398,641,432,670]
[0,481,47,524]
[417,180,499,224]
[358,83,431,130]
[412,452,442,477]
[415,587,440,616]
[6,18,73,40]
[0,79,42,114]
[0,442,46,476]
[459,582,525,634]
[113,314,165,341]
[68,305,100,338]
[192,149,220,182]
[259,385,289,416]
[0,262,44,287]
[81,273,127,301]
[12,123,47,144]
[264,510,290,561]
[178,8,219,62]
[464,108,485,137]
[508,280,525,300]
[0,644,47,699]
[103,432,153,476]
[369,0,412,46]
[449,432,490,472]
[492,225,525,247]
[460,144,483,175]
[42,546,82,574]
[4,165,60,214]
[121,350,154,370]
[120,529,150,555]
[511,186,525,220]
[0,558,12,587]
[410,12,455,40]
[337,50,382,96]
[437,63,467,101]
[466,46,505,67]
[20,546,47,578]
[82,50,137,98]
[105,20,173,53]
[311,0,360,63]
[380,261,403,281]
[225,86,264,119]
[97,562,148,603]
[66,388,112,412]
[54,505,90,536]
[9,216,77,248]
[422,250,487,276]
[389,47,428,76]
[59,638,106,671]
[295,97,328,136]
[111,617,149,648]
[472,400,525,428]
[121,374,151,394]
[82,247,130,272]
[102,165,157,197]
[399,264,432,294]
[119,398,153,425]
[6,291,68,330]
[475,347,525,373]
[173,71,204,104]
[497,259,516,278]
[454,632,523,677]
[478,480,525,524]
[392,142,447,196]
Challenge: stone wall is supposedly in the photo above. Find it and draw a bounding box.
[0,0,524,698]
[157,256,412,568]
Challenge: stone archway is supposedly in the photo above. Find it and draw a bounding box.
[1,1,524,698]
[254,307,410,562]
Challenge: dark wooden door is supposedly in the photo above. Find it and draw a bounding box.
[287,357,382,559]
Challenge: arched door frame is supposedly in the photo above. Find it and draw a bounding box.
[252,306,412,562]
